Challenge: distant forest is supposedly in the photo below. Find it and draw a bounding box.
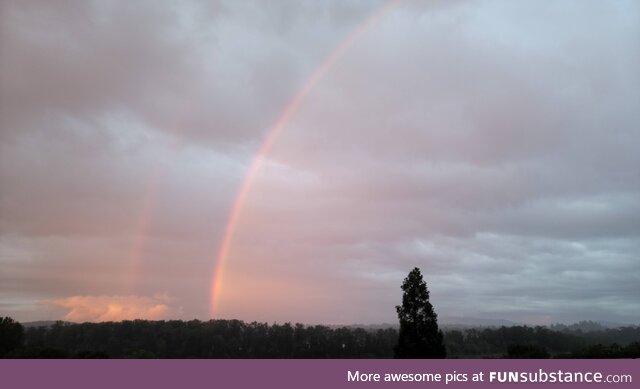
[1,317,639,358]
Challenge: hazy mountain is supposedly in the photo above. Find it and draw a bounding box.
[440,317,520,328]
[550,320,639,333]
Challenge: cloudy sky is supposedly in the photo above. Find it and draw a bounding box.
[1,0,639,325]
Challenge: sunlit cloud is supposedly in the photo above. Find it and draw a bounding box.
[52,294,177,322]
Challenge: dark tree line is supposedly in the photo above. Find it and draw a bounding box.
[0,317,23,356]
[2,316,638,358]
[2,319,397,358]
[444,325,640,358]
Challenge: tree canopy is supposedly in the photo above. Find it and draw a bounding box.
[0,317,24,357]
[1,316,638,358]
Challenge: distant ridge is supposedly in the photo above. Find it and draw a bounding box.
[19,318,638,330]
[550,320,639,332]
[21,320,59,328]
[440,316,519,328]
[326,317,519,330]
[327,318,639,331]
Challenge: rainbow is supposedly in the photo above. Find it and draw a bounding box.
[126,132,185,293]
[209,0,401,317]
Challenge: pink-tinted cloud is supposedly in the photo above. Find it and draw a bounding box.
[52,294,176,322]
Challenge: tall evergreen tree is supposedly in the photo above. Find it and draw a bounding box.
[394,267,446,358]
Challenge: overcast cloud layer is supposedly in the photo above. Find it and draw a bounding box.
[1,0,639,325]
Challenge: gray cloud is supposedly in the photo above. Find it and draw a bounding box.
[1,0,638,325]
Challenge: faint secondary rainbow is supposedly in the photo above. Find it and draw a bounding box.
[209,0,401,317]
[126,133,184,293]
